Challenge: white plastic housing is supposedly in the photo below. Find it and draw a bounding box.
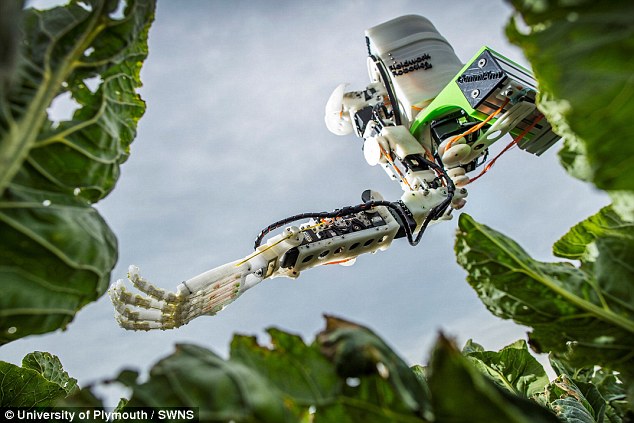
[366,15,462,123]
[401,187,449,230]
[379,125,427,159]
[287,206,401,275]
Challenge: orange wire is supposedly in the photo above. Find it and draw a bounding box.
[467,114,544,184]
[324,258,355,266]
[444,98,510,152]
[378,144,413,190]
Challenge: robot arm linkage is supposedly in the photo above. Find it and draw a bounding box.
[110,200,407,330]
[109,151,455,331]
[110,15,559,330]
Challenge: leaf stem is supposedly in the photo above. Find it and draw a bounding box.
[473,219,634,334]
[0,3,107,197]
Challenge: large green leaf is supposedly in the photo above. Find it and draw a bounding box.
[464,339,549,399]
[0,0,155,343]
[0,352,74,407]
[428,334,560,423]
[552,206,634,337]
[506,0,634,191]
[455,213,634,380]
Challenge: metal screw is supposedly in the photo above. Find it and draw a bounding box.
[470,89,480,98]
[477,58,487,68]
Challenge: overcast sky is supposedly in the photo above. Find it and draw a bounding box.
[3,0,608,406]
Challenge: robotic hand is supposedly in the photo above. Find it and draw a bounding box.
[110,15,559,331]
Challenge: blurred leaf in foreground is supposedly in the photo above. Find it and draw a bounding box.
[230,328,340,418]
[314,315,433,422]
[56,316,588,422]
[119,343,293,422]
[506,0,634,192]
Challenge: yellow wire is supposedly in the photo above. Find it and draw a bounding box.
[235,222,323,267]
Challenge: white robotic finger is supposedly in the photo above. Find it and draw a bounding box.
[325,83,353,135]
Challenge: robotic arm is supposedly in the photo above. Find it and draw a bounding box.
[110,15,559,330]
